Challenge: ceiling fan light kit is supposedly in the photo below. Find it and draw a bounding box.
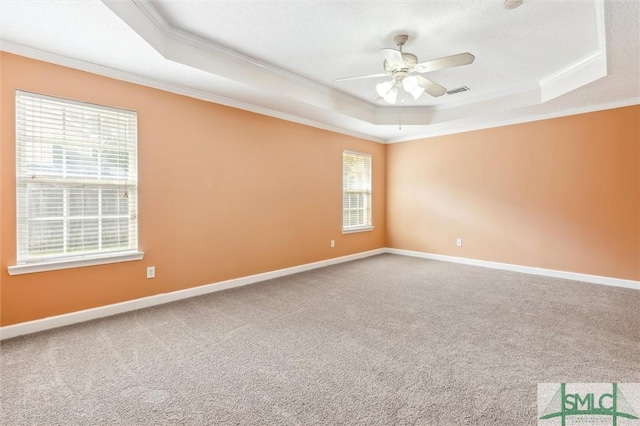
[402,76,426,100]
[336,34,475,105]
[375,81,391,98]
[376,81,400,104]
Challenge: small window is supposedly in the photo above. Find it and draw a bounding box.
[14,91,139,266]
[342,151,372,233]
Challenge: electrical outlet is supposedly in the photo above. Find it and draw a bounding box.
[330,240,335,248]
[147,266,155,279]
[456,238,463,247]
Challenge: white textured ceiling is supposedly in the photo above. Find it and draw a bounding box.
[1,0,638,143]
[151,0,599,106]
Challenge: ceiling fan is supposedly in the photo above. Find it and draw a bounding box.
[335,34,475,104]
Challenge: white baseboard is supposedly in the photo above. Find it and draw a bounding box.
[0,249,385,341]
[3,247,636,340]
[385,248,640,290]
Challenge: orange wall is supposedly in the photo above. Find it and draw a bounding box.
[0,53,386,326]
[387,106,640,281]
[1,52,638,327]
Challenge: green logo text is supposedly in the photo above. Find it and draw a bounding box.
[540,383,639,425]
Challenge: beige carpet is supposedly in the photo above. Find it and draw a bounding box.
[1,254,638,425]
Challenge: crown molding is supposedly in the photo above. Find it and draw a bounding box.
[0,41,385,143]
[3,0,619,144]
[539,0,607,103]
[102,0,606,137]
[131,0,363,107]
[4,39,629,145]
[385,97,640,143]
[106,0,610,128]
[121,0,376,118]
[4,39,631,146]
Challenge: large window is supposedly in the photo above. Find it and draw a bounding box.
[342,150,372,232]
[13,91,139,269]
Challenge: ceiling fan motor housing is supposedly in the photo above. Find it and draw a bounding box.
[384,53,418,74]
[393,71,408,82]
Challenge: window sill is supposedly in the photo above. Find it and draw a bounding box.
[342,226,375,234]
[8,251,145,276]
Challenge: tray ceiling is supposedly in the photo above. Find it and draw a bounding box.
[1,0,638,142]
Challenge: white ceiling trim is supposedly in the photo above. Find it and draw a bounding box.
[104,0,377,124]
[3,0,623,144]
[132,0,361,103]
[5,39,633,146]
[102,0,609,130]
[375,82,542,127]
[386,97,640,144]
[539,0,607,103]
[1,40,385,143]
[539,50,606,102]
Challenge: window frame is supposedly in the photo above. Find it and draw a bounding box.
[342,150,374,234]
[8,91,143,276]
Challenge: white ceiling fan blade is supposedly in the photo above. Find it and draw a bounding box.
[403,75,447,98]
[414,52,475,73]
[418,76,447,97]
[334,72,390,82]
[381,48,405,68]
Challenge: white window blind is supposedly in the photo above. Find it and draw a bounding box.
[343,151,372,231]
[15,91,138,265]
